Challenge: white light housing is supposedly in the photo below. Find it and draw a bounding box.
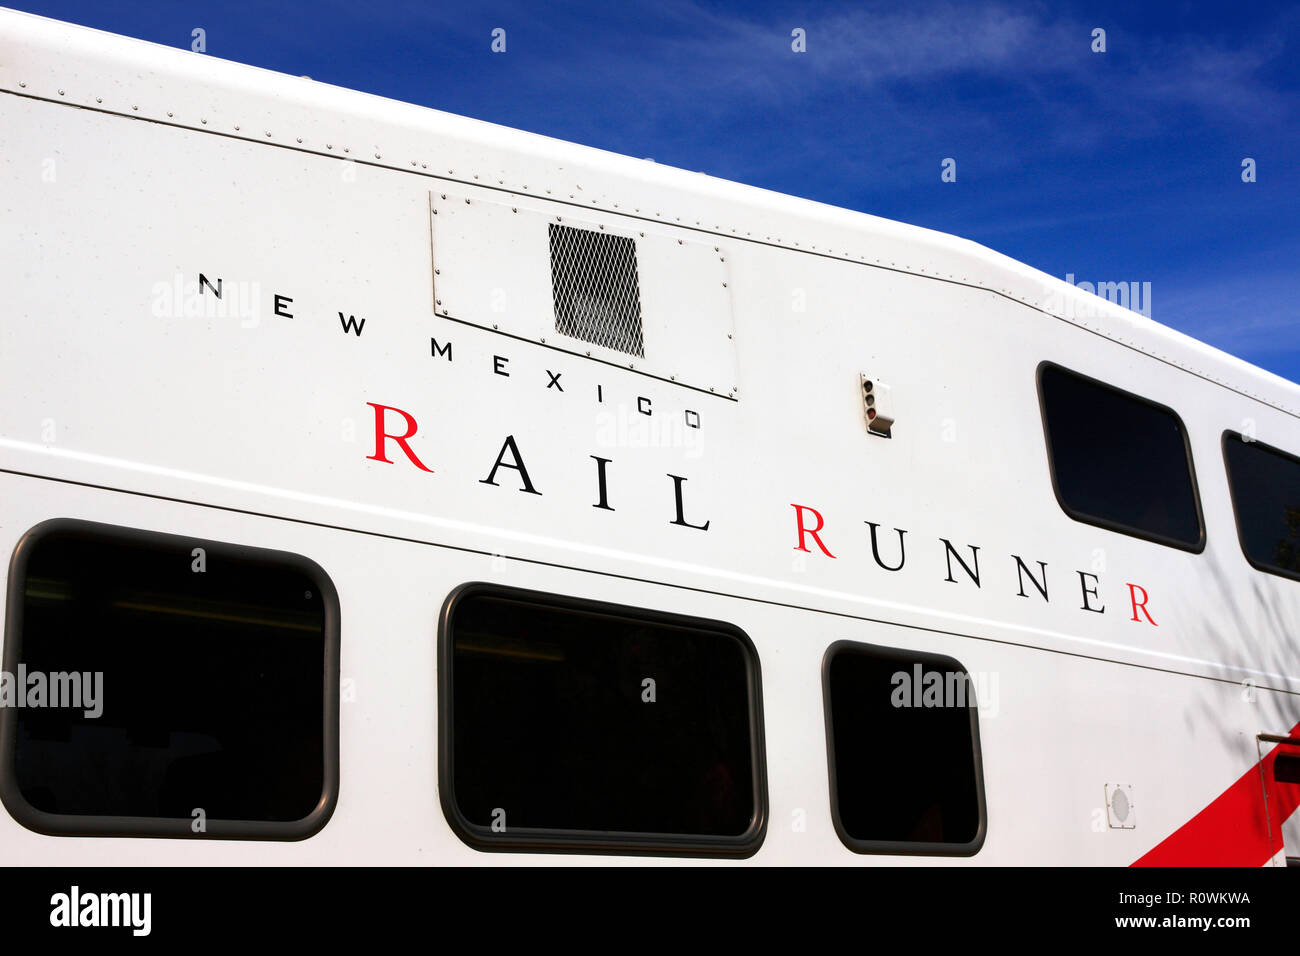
[861,373,895,438]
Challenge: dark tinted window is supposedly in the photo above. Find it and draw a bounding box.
[1039,363,1203,549]
[824,641,985,854]
[1223,433,1300,580]
[440,585,765,855]
[1275,754,1300,786]
[1,520,338,839]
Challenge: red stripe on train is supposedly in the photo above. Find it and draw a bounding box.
[1133,721,1300,866]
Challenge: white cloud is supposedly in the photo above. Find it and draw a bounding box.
[1156,269,1300,360]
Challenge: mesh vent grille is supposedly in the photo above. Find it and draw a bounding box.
[548,223,645,357]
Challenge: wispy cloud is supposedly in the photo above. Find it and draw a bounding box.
[486,1,1298,141]
[69,0,1295,381]
[1155,268,1300,361]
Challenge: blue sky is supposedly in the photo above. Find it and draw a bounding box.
[13,0,1300,384]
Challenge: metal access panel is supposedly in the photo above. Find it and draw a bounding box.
[431,188,739,397]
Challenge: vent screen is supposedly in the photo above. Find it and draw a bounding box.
[548,223,645,357]
[430,191,737,394]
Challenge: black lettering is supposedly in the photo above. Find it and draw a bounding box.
[940,539,981,587]
[480,435,540,495]
[865,522,907,571]
[1078,571,1106,613]
[199,274,221,298]
[592,456,614,511]
[670,476,712,530]
[1013,555,1049,601]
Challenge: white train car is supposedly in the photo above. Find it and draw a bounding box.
[2,9,1297,865]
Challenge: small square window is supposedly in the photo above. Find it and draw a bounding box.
[823,640,986,855]
[1037,362,1204,551]
[1223,432,1300,581]
[1274,754,1300,786]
